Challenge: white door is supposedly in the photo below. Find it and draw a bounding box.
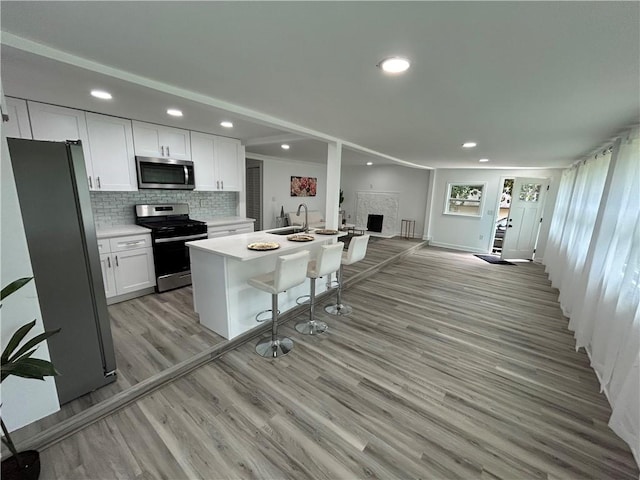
[160,127,191,161]
[215,137,242,191]
[501,177,549,260]
[99,253,117,298]
[86,113,137,191]
[132,121,163,157]
[191,131,217,191]
[113,248,156,294]
[4,98,32,139]
[28,101,94,187]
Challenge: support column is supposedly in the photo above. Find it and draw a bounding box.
[325,141,342,230]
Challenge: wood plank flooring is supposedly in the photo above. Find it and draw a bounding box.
[10,236,422,445]
[37,245,638,479]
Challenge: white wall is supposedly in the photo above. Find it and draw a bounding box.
[341,165,431,236]
[1,125,60,431]
[427,168,564,259]
[261,158,327,229]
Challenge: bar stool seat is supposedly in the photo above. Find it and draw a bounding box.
[325,235,370,316]
[295,242,344,335]
[249,250,310,358]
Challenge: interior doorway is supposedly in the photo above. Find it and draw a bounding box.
[245,158,263,231]
[492,178,513,254]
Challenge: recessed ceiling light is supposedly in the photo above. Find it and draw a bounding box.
[90,90,112,100]
[167,109,183,117]
[366,161,373,166]
[220,121,233,128]
[479,158,490,163]
[377,57,411,74]
[462,142,477,148]
[281,144,290,150]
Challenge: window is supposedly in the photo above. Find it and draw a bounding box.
[444,182,486,217]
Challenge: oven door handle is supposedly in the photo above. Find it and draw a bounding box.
[154,233,208,244]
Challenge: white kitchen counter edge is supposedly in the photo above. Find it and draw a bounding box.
[187,230,346,261]
[200,217,256,227]
[96,224,151,239]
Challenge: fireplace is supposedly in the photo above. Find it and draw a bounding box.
[367,214,384,233]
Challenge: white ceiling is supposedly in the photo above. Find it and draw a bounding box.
[1,1,638,169]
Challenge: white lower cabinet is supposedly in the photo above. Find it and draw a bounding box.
[207,222,254,239]
[99,233,155,303]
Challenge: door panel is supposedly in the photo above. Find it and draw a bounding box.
[501,177,549,259]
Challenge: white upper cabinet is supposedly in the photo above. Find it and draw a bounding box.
[214,136,242,191]
[4,98,32,139]
[28,101,94,185]
[191,131,217,191]
[85,113,137,191]
[131,121,191,161]
[191,131,242,192]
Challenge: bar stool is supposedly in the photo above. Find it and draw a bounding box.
[248,250,310,358]
[325,235,370,316]
[295,242,345,335]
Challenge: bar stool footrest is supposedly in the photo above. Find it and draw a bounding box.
[256,309,280,323]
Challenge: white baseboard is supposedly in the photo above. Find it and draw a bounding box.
[427,241,487,254]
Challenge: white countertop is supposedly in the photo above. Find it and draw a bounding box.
[197,217,256,227]
[96,224,151,239]
[187,229,346,261]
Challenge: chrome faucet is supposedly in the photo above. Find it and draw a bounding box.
[296,203,309,232]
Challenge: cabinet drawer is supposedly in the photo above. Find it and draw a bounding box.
[208,222,254,234]
[97,239,110,253]
[109,234,152,252]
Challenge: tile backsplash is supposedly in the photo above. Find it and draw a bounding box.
[91,190,238,227]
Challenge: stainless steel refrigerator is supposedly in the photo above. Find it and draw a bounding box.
[7,138,117,404]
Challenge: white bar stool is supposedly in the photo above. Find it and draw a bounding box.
[325,235,370,316]
[295,242,345,335]
[248,250,310,358]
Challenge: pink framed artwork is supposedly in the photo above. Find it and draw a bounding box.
[290,176,317,197]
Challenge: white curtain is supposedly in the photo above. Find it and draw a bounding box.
[543,127,640,464]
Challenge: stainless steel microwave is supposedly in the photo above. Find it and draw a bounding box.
[136,156,195,190]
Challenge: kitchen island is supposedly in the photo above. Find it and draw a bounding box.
[187,229,345,339]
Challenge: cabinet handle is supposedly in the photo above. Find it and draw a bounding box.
[167,146,170,156]
[221,180,224,189]
[115,255,119,267]
[216,180,220,189]
[123,241,144,246]
[107,257,111,268]
[161,146,165,156]
[97,177,101,189]
[89,176,93,188]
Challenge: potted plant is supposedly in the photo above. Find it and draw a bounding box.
[1,278,60,480]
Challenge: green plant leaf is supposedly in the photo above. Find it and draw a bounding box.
[0,277,32,302]
[7,327,61,363]
[1,357,59,382]
[0,319,36,365]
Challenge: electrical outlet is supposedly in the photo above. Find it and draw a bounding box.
[479,234,484,240]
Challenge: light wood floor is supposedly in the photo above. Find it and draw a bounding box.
[11,235,420,444]
[37,245,638,479]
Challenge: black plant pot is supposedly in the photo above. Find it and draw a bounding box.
[1,450,41,480]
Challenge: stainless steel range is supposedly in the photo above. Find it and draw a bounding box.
[135,204,207,292]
